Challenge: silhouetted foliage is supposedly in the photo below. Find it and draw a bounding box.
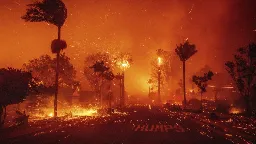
[23,54,77,91]
[90,60,115,107]
[191,65,213,93]
[22,0,68,117]
[84,53,113,93]
[51,39,67,53]
[175,41,197,62]
[84,52,132,106]
[90,61,110,74]
[225,43,256,116]
[22,0,67,27]
[90,61,115,83]
[175,41,197,105]
[193,71,214,93]
[0,68,33,127]
[192,71,214,109]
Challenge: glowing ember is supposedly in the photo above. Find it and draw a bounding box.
[229,107,242,114]
[117,60,130,71]
[69,107,97,116]
[30,105,99,120]
[157,57,162,66]
[48,112,54,117]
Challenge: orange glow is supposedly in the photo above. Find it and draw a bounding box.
[157,57,162,66]
[30,104,99,120]
[229,107,242,114]
[117,60,130,71]
[0,1,254,96]
[222,86,234,89]
[48,112,54,117]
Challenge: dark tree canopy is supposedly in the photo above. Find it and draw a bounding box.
[22,0,67,27]
[90,61,110,75]
[23,53,77,89]
[84,52,113,92]
[225,43,256,115]
[175,41,197,62]
[90,61,114,81]
[51,39,67,54]
[0,68,33,106]
[192,71,214,94]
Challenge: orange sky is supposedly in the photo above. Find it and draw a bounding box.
[0,0,255,95]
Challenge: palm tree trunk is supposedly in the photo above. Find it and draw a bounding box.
[158,69,161,104]
[183,61,186,107]
[54,26,61,117]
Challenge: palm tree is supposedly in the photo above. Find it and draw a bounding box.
[22,0,68,117]
[175,41,197,107]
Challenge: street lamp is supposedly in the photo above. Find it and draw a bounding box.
[157,57,162,105]
[119,60,130,107]
[157,57,162,66]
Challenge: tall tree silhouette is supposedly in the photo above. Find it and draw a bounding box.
[84,53,112,98]
[0,68,33,128]
[90,61,113,107]
[225,43,256,116]
[175,41,197,106]
[192,71,214,110]
[22,0,68,117]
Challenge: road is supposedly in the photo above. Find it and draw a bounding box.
[0,106,253,144]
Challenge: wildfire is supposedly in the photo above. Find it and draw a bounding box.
[157,57,162,66]
[68,107,97,117]
[172,102,182,105]
[117,60,130,71]
[30,105,99,120]
[48,112,54,117]
[229,107,242,114]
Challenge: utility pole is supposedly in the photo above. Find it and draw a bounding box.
[158,68,161,105]
[157,57,162,105]
[121,71,125,107]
